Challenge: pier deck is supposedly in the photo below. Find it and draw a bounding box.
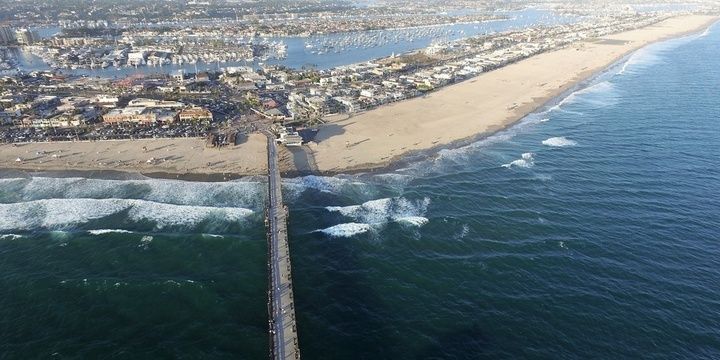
[265,133,300,360]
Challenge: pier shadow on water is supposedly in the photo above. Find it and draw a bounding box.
[289,208,402,359]
[288,194,495,359]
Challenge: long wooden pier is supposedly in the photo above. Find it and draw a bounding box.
[265,133,300,360]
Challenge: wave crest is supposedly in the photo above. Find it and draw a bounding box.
[542,137,577,147]
[0,198,253,232]
[502,152,535,168]
[316,223,372,237]
[326,197,430,226]
[87,229,134,235]
[0,177,264,210]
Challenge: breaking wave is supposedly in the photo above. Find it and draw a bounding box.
[282,175,374,199]
[316,223,372,237]
[0,198,254,232]
[549,81,618,110]
[617,27,711,76]
[0,176,264,210]
[87,229,134,235]
[318,197,430,237]
[502,152,535,168]
[326,197,430,226]
[542,137,578,147]
[395,216,429,227]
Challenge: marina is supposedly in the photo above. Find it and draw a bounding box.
[10,9,578,76]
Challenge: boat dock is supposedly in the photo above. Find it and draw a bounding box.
[265,132,300,360]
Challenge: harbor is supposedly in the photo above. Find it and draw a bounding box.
[8,9,578,76]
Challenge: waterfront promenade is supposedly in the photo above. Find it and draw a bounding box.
[265,132,301,360]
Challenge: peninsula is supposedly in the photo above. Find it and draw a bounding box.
[308,15,718,174]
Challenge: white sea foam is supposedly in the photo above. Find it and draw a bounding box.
[321,197,430,236]
[372,173,413,186]
[617,39,670,76]
[126,201,253,229]
[87,229,134,235]
[556,81,618,109]
[388,84,585,184]
[455,224,470,240]
[202,234,225,239]
[398,127,520,177]
[410,107,564,175]
[0,234,23,240]
[316,223,372,237]
[282,175,374,199]
[395,216,429,227]
[502,152,535,169]
[542,137,577,147]
[139,235,153,249]
[699,25,711,37]
[0,199,128,231]
[326,197,430,227]
[6,176,264,210]
[142,178,264,209]
[0,198,253,232]
[617,28,709,76]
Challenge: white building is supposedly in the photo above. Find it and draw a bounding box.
[14,29,37,45]
[127,51,147,66]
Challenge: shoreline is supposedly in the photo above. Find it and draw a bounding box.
[0,16,716,182]
[307,15,719,176]
[0,167,263,183]
[0,135,268,181]
[307,41,659,176]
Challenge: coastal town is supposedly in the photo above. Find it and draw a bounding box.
[2,2,720,360]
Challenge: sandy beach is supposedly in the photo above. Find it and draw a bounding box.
[309,15,718,174]
[0,134,268,178]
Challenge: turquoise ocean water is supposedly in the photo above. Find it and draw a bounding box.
[1,22,719,359]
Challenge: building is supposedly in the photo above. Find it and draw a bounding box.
[178,107,213,122]
[272,125,303,147]
[103,98,211,125]
[127,98,184,109]
[94,95,119,108]
[103,106,185,125]
[103,107,156,124]
[14,29,37,45]
[277,131,303,147]
[195,72,210,82]
[173,70,185,81]
[0,26,15,45]
[51,37,100,47]
[127,51,147,66]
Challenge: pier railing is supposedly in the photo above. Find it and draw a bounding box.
[264,132,300,360]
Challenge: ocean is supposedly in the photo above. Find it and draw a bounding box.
[1,22,719,359]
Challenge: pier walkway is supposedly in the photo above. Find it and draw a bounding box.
[264,132,300,360]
